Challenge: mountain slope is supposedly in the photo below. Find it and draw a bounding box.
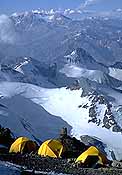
[0,82,122,160]
[0,90,71,142]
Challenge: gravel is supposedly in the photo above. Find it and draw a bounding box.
[0,154,122,175]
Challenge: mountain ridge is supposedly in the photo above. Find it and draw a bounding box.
[0,8,122,160]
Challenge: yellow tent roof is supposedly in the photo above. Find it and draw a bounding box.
[75,146,107,165]
[38,139,64,158]
[9,137,37,154]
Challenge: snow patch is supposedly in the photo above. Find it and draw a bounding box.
[60,64,108,83]
[109,67,122,81]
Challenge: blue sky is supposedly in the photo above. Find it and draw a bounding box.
[0,0,122,14]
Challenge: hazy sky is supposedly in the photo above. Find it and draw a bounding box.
[0,0,122,14]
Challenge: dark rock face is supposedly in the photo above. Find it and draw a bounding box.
[66,80,81,91]
[48,63,57,81]
[103,107,122,132]
[76,48,96,65]
[0,125,15,148]
[111,62,122,69]
[66,48,107,72]
[88,94,122,133]
[58,129,87,158]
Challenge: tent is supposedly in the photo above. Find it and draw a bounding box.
[9,137,37,154]
[75,146,108,167]
[38,139,64,158]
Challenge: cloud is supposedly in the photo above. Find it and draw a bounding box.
[80,0,100,9]
[0,15,16,44]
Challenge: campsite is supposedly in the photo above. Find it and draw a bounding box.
[0,126,122,175]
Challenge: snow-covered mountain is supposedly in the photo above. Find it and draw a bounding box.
[0,9,122,161]
[0,56,56,87]
[63,48,107,71]
[1,9,122,64]
[60,49,122,88]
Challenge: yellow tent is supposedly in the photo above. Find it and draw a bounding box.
[38,139,64,158]
[75,146,107,165]
[9,137,37,154]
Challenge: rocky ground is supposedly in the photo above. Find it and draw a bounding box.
[0,154,122,175]
[0,126,122,175]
